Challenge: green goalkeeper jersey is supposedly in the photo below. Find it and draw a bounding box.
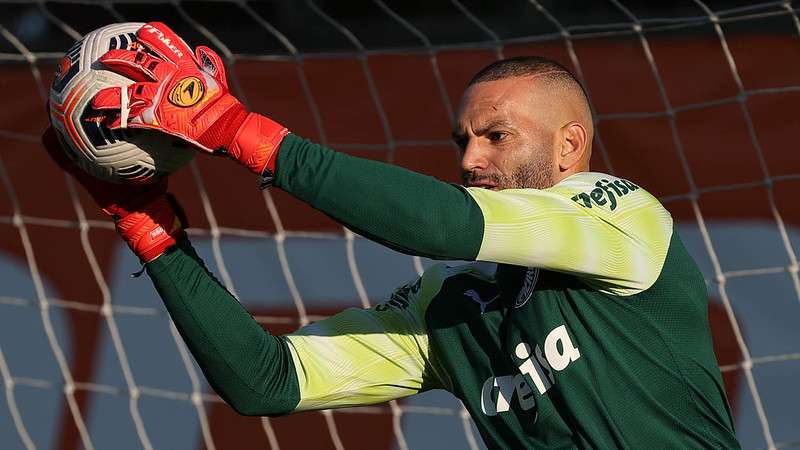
[146,135,739,449]
[282,173,737,449]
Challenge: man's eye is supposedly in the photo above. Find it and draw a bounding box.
[454,137,468,150]
[488,132,507,142]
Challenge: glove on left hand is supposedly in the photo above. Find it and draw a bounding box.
[43,125,187,263]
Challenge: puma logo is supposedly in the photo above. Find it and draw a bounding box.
[465,289,498,314]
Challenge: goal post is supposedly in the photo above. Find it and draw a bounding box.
[0,1,799,449]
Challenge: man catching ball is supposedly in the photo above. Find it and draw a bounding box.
[44,22,739,449]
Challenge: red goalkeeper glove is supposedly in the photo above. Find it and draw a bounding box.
[42,126,187,263]
[92,22,289,179]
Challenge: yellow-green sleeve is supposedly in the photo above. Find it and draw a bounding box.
[467,172,673,296]
[283,266,451,411]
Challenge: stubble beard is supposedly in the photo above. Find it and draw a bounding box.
[508,156,554,190]
[463,152,554,191]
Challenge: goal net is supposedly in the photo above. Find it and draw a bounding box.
[0,1,798,449]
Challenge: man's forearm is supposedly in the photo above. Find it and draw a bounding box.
[274,134,484,260]
[146,235,299,416]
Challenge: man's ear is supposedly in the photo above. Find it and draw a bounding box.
[558,121,588,172]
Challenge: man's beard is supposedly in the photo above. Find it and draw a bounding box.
[463,155,554,190]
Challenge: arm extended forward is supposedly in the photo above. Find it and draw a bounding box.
[275,135,673,295]
[147,235,444,415]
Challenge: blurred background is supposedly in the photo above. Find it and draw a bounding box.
[1,0,799,449]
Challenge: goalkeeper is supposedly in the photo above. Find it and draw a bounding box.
[45,23,739,449]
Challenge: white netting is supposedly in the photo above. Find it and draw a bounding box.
[0,1,799,449]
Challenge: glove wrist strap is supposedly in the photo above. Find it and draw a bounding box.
[197,100,248,152]
[228,112,289,175]
[113,195,185,263]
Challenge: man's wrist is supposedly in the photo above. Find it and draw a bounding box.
[114,195,186,263]
[228,113,289,175]
[197,99,249,152]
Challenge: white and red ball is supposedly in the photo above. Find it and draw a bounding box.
[49,22,194,184]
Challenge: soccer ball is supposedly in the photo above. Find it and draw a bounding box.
[49,22,194,184]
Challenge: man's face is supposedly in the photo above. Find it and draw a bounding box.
[454,76,557,191]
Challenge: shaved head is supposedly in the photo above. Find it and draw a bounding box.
[468,57,589,103]
[455,56,595,191]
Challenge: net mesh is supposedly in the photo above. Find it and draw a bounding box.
[0,1,799,449]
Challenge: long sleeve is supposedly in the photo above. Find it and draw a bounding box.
[274,135,673,295]
[146,235,300,416]
[146,234,448,415]
[274,133,484,260]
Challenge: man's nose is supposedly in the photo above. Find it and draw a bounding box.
[460,141,489,173]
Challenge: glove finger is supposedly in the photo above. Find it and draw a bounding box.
[99,49,167,82]
[92,88,126,130]
[93,87,135,128]
[195,46,227,86]
[97,82,160,129]
[93,86,122,111]
[137,22,195,65]
[94,84,153,115]
[128,82,159,111]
